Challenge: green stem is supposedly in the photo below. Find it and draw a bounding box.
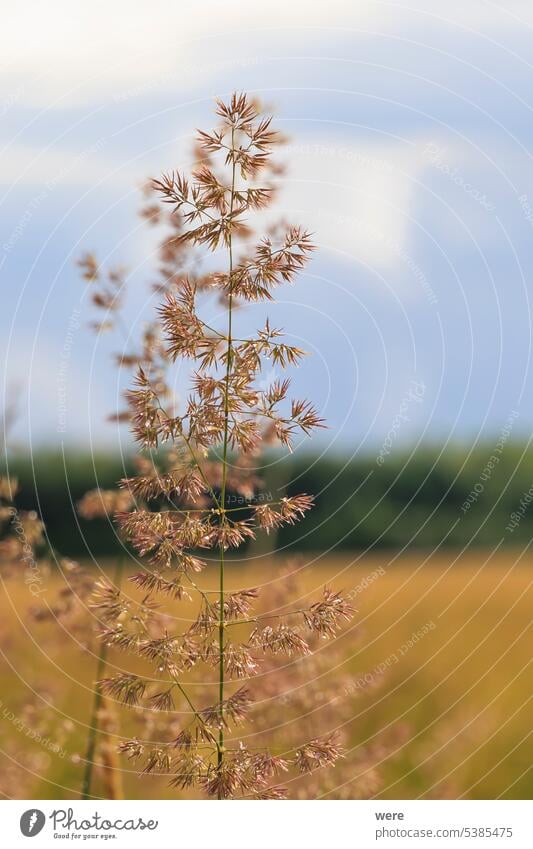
[217,127,237,794]
[80,643,108,799]
[81,556,124,800]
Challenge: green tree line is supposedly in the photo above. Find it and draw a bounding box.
[3,442,533,558]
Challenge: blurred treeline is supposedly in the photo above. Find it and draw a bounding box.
[3,441,533,558]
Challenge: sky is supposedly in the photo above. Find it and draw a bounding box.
[2,0,533,459]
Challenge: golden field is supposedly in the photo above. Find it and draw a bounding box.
[0,548,531,800]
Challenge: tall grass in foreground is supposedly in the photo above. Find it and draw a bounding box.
[89,93,356,799]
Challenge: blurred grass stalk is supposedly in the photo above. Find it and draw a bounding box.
[81,556,125,800]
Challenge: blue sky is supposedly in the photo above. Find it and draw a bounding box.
[2,0,533,459]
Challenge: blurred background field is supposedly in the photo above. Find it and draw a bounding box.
[1,546,530,800]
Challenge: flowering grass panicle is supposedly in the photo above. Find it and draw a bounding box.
[88,93,355,799]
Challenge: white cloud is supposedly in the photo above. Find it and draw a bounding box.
[2,1,532,110]
[0,1,383,108]
[280,137,422,275]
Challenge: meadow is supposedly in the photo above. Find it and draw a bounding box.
[1,549,530,800]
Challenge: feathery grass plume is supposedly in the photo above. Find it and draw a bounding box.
[93,92,357,799]
[0,464,93,640]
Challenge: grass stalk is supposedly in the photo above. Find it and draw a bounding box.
[217,127,236,794]
[81,555,124,799]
